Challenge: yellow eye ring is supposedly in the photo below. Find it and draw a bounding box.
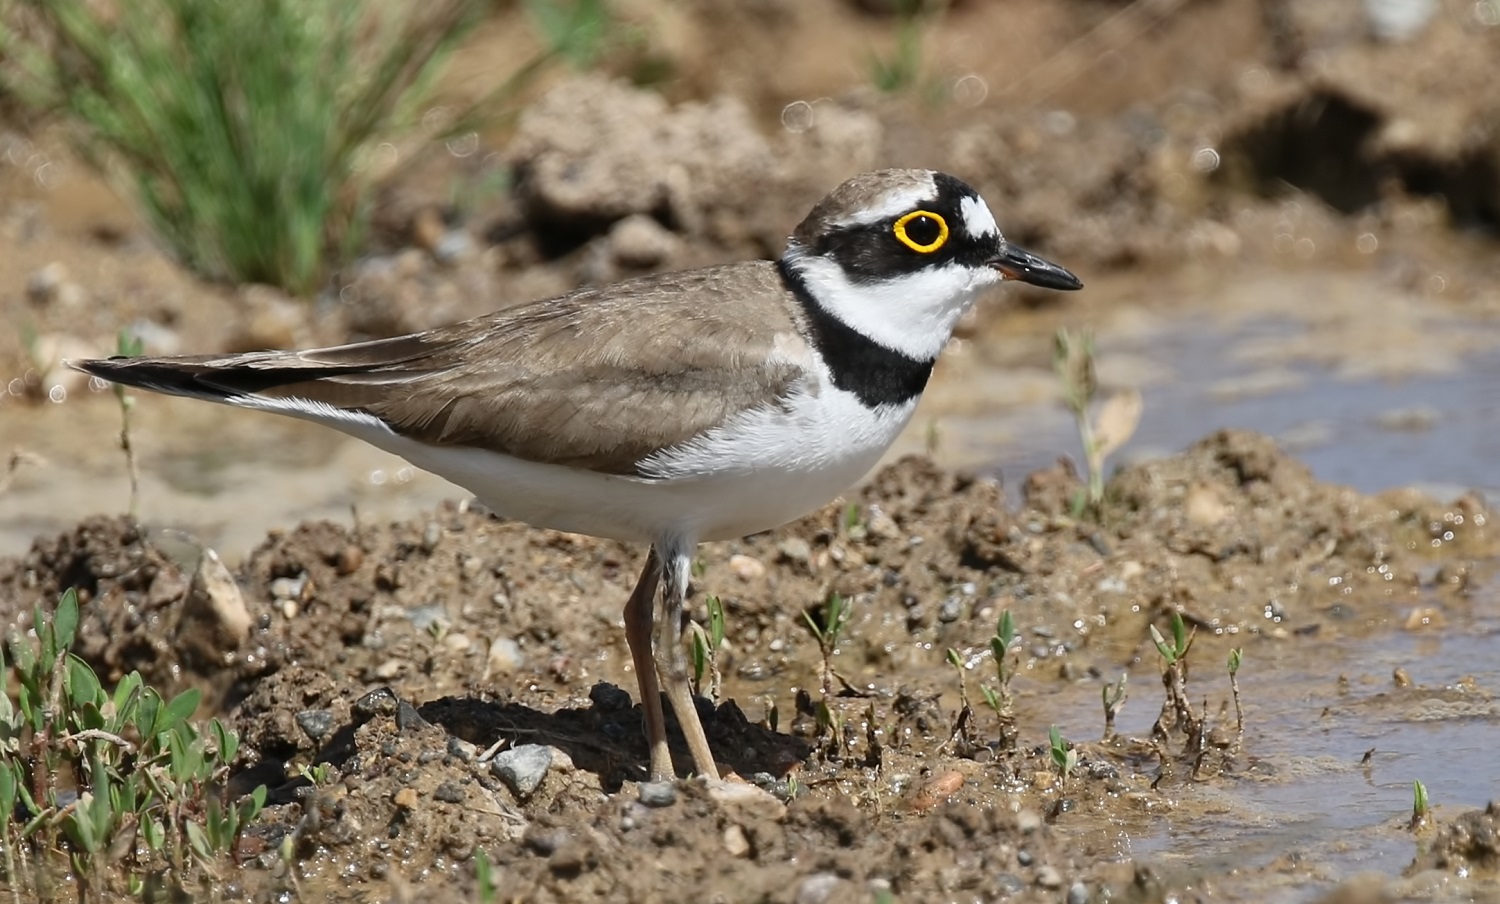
[892,210,950,253]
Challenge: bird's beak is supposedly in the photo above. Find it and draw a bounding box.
[990,243,1083,291]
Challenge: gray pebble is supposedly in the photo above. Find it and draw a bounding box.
[492,744,553,797]
[352,687,400,722]
[1035,865,1062,889]
[994,873,1026,897]
[395,700,429,732]
[294,709,334,743]
[447,736,477,761]
[421,521,442,553]
[1067,881,1090,904]
[433,782,467,804]
[778,538,811,563]
[795,872,844,904]
[589,682,633,712]
[937,596,963,623]
[637,781,677,808]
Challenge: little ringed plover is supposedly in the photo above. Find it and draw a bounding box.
[72,168,1082,783]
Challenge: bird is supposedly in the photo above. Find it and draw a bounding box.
[71,168,1081,783]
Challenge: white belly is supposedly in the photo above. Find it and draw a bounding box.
[362,382,916,544]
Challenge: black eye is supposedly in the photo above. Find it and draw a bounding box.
[893,210,949,253]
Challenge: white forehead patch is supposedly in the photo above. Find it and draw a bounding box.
[830,177,938,229]
[960,194,1001,238]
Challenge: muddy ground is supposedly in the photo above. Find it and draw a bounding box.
[4,0,1500,901]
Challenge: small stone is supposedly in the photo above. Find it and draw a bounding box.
[795,872,844,904]
[175,548,252,665]
[421,521,442,553]
[294,710,334,743]
[352,687,400,722]
[433,782,466,804]
[588,682,633,712]
[280,598,300,619]
[1017,850,1033,867]
[433,229,477,265]
[938,596,963,623]
[393,787,419,810]
[335,545,364,575]
[637,781,677,808]
[867,512,900,539]
[395,700,428,732]
[1035,866,1063,889]
[446,736,477,761]
[26,262,69,304]
[443,631,472,653]
[994,873,1026,896]
[778,538,811,563]
[1067,881,1089,904]
[375,659,402,680]
[722,824,751,857]
[269,575,308,601]
[608,213,680,268]
[728,554,766,581]
[492,744,553,798]
[1016,810,1042,833]
[487,637,524,677]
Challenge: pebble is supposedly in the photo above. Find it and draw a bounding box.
[778,538,811,563]
[442,631,472,654]
[608,214,680,268]
[374,659,403,680]
[395,700,429,732]
[446,737,477,761]
[1035,866,1063,889]
[728,553,766,580]
[179,547,252,655]
[487,637,524,676]
[994,873,1026,896]
[937,596,963,623]
[492,744,553,798]
[421,521,442,553]
[335,545,364,575]
[588,682,633,712]
[26,262,70,304]
[1068,881,1090,904]
[433,782,466,804]
[269,575,308,602]
[295,710,334,743]
[722,824,750,857]
[352,687,400,721]
[795,872,844,904]
[434,230,477,265]
[637,781,677,808]
[393,787,419,810]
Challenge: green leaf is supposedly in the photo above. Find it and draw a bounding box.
[707,595,725,649]
[111,672,143,728]
[0,763,16,816]
[142,817,165,852]
[65,653,103,712]
[54,588,80,652]
[997,610,1016,649]
[212,719,239,765]
[186,819,212,861]
[158,688,201,736]
[1171,611,1187,657]
[66,793,101,854]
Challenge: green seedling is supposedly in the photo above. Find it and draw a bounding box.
[1054,328,1142,517]
[841,501,866,539]
[803,592,851,702]
[1048,725,1077,784]
[1102,673,1128,741]
[112,330,144,518]
[689,595,726,702]
[297,763,331,787]
[1410,779,1430,830]
[1,588,266,896]
[475,847,497,904]
[1149,611,1193,666]
[945,647,970,711]
[1228,648,1245,737]
[984,610,1019,715]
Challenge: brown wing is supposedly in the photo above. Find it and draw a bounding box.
[73,262,809,476]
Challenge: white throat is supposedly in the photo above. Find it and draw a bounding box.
[782,245,1000,362]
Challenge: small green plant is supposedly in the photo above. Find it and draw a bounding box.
[475,847,497,903]
[1,588,266,897]
[977,610,1019,718]
[945,647,970,711]
[1053,328,1142,517]
[840,501,866,540]
[870,0,928,94]
[1,0,573,295]
[1228,647,1245,738]
[1410,779,1430,830]
[689,595,726,702]
[297,763,331,786]
[1150,611,1192,666]
[1048,725,1076,784]
[1101,673,1128,741]
[803,592,851,702]
[111,330,144,518]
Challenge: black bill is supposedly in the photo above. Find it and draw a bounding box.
[990,244,1083,291]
